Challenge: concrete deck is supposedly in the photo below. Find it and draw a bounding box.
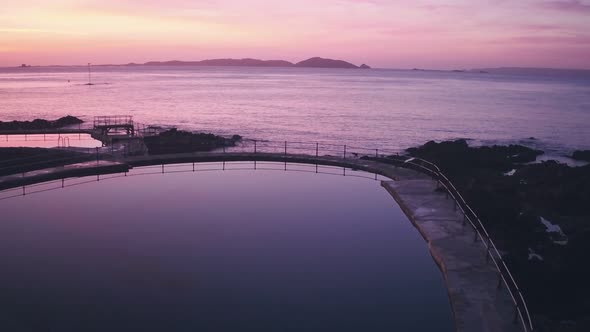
[382,179,521,332]
[0,151,524,332]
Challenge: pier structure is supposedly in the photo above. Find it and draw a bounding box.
[93,115,135,137]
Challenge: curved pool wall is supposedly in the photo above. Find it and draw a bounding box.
[0,162,453,332]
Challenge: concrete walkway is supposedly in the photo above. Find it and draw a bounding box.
[382,179,521,332]
[0,151,524,332]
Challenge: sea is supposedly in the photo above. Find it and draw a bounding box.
[1,65,589,160]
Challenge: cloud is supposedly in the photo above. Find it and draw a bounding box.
[541,0,590,12]
[0,28,83,35]
[492,35,590,45]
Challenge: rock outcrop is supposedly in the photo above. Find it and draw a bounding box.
[572,150,590,161]
[403,139,590,330]
[0,116,83,131]
[143,129,242,155]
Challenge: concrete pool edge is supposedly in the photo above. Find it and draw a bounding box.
[0,152,522,331]
[381,179,521,332]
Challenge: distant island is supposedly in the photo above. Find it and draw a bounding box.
[131,57,371,69]
[471,67,590,78]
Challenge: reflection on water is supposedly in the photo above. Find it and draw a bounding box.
[0,163,453,332]
[0,133,102,148]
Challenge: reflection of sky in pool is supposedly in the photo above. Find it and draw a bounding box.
[0,133,102,148]
[0,163,453,332]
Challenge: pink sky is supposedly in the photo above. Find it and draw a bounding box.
[1,0,589,69]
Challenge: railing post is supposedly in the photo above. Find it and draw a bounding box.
[513,305,519,324]
[486,248,491,263]
[316,143,319,157]
[284,141,287,156]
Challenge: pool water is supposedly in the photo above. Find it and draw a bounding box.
[0,162,453,332]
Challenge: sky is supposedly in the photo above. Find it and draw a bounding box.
[0,0,589,69]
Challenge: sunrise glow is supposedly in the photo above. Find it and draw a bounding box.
[1,0,590,68]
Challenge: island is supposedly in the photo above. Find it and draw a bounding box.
[136,57,369,69]
[294,57,362,69]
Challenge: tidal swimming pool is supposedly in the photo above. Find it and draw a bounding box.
[0,162,453,332]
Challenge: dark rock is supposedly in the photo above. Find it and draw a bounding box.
[53,115,83,127]
[143,128,242,155]
[402,139,590,328]
[406,139,543,174]
[0,116,84,131]
[359,64,371,69]
[572,150,590,161]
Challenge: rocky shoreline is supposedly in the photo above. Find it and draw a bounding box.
[572,150,590,161]
[400,140,590,331]
[143,128,242,155]
[0,115,83,131]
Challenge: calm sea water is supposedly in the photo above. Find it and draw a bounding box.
[0,163,453,331]
[1,66,589,156]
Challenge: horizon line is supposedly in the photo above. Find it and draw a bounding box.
[2,57,590,72]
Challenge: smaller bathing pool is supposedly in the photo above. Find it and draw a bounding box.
[0,133,102,148]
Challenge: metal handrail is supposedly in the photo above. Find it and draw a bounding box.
[395,156,534,331]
